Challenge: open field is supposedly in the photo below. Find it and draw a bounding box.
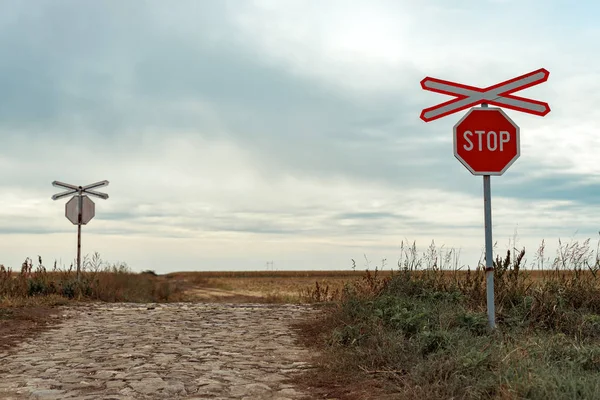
[3,238,600,399]
[165,270,393,303]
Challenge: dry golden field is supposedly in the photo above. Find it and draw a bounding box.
[165,270,394,302]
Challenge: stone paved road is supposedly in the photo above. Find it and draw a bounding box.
[0,303,318,400]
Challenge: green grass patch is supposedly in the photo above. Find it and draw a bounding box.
[309,239,600,399]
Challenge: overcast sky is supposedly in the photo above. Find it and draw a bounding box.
[0,0,598,273]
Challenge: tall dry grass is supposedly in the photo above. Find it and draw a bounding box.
[0,252,184,305]
[303,237,600,399]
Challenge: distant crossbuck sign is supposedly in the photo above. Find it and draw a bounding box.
[51,180,109,279]
[52,180,109,202]
[420,68,551,122]
[52,180,109,225]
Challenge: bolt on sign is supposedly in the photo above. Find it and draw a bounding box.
[420,69,550,329]
[52,180,109,280]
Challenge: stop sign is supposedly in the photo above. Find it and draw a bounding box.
[453,107,520,175]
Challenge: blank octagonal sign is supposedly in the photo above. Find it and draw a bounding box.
[453,107,520,176]
[65,195,95,225]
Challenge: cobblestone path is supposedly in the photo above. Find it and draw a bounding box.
[0,303,318,400]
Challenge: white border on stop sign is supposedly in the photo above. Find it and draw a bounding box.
[452,107,520,176]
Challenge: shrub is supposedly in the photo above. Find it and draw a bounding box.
[308,237,600,399]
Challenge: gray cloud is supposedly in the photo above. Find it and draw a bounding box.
[0,0,453,192]
[1,0,572,203]
[0,226,71,235]
[0,1,598,271]
[499,174,600,205]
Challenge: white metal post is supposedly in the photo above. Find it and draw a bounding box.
[480,102,496,329]
[483,174,495,329]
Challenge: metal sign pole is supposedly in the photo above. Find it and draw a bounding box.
[77,222,82,281]
[77,188,83,281]
[479,102,496,329]
[483,174,495,329]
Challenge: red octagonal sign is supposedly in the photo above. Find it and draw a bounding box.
[453,107,520,175]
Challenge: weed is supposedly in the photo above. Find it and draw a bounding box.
[306,237,600,399]
[0,253,184,305]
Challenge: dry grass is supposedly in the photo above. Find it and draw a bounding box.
[166,270,390,303]
[3,237,600,398]
[297,237,600,400]
[1,254,381,306]
[0,253,186,307]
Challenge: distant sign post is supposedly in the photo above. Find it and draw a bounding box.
[52,180,109,280]
[420,69,550,329]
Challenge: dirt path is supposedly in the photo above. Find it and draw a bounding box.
[183,288,266,303]
[0,303,318,400]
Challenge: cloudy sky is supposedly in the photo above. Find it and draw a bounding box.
[0,0,598,273]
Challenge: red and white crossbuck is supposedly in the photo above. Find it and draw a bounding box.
[420,68,550,122]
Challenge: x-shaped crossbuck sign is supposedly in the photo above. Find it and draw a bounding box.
[51,180,109,201]
[420,68,550,122]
